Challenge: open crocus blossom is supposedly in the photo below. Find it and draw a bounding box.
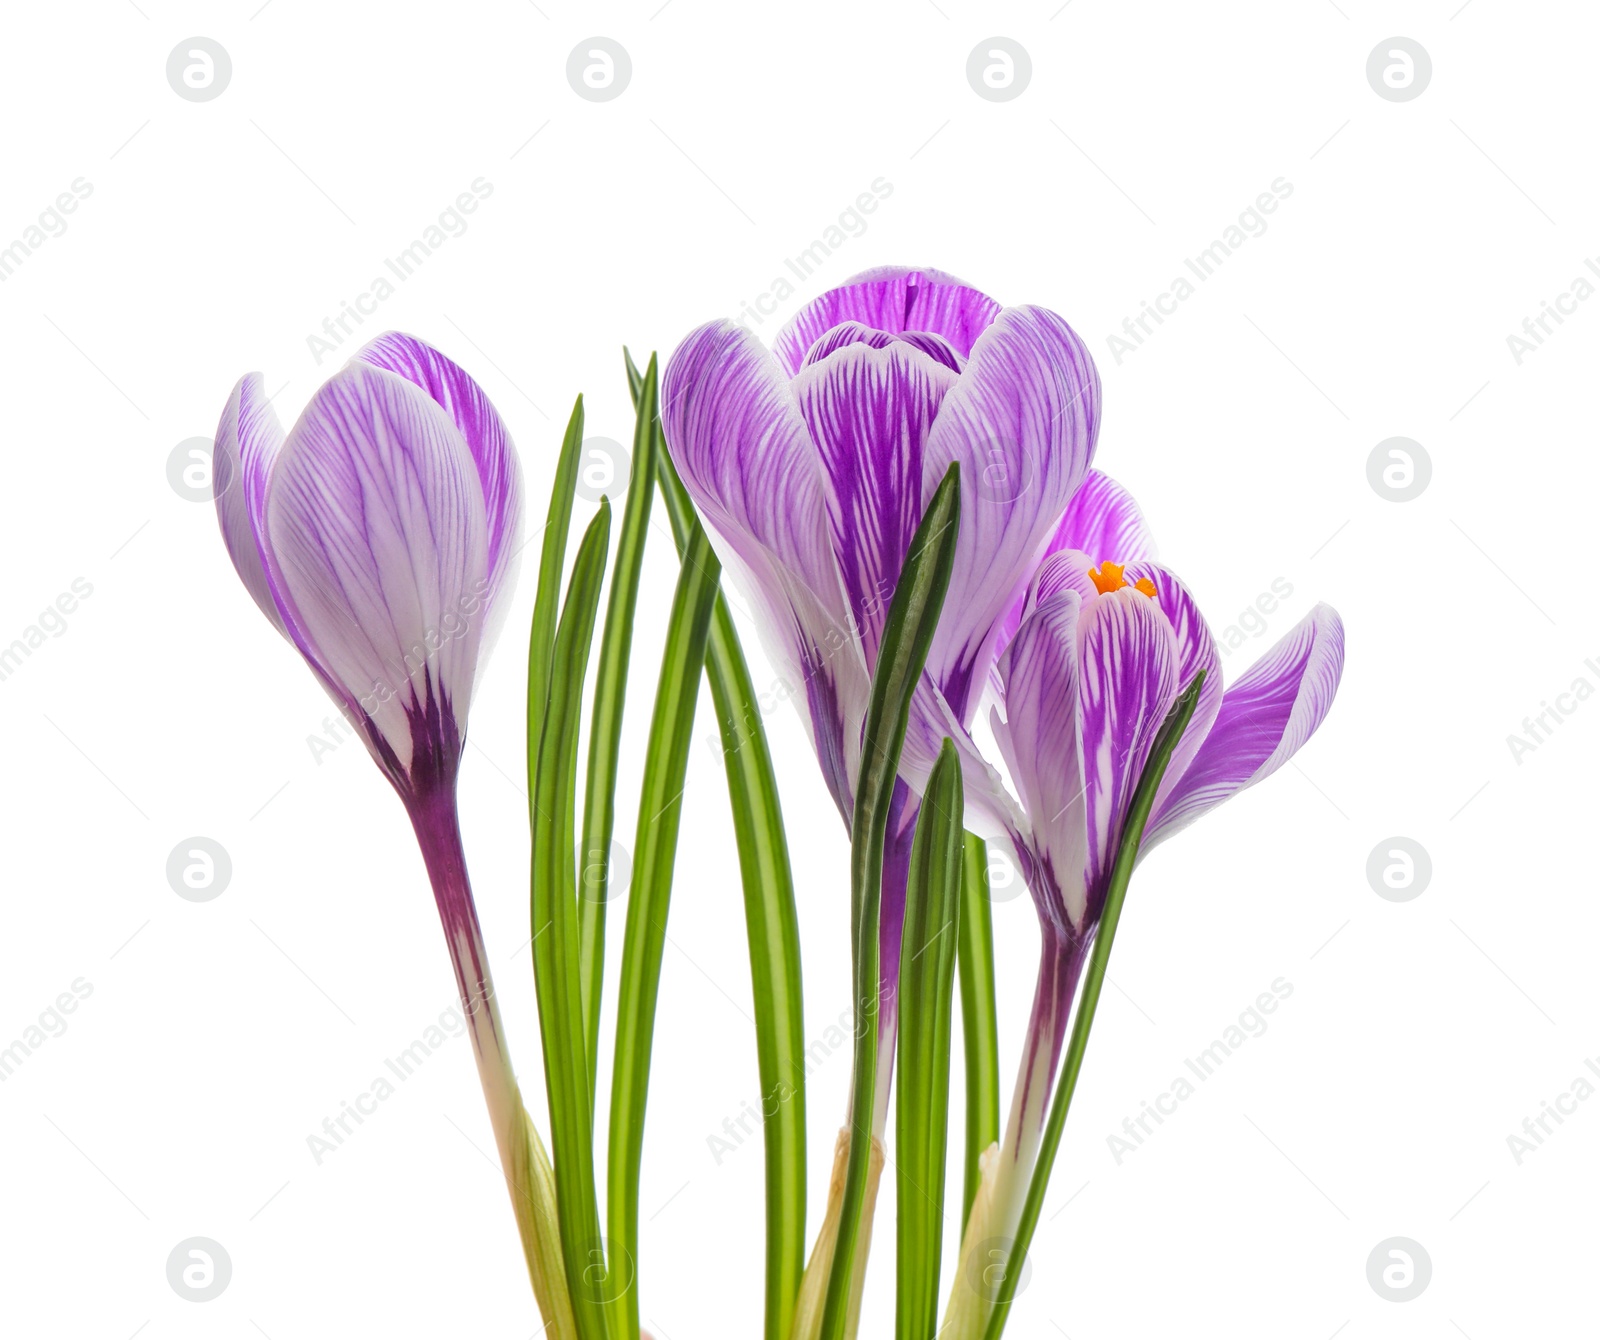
[211,335,571,1329]
[664,267,1099,818]
[930,472,1345,1334]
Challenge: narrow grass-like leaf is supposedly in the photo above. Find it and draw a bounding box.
[527,396,587,784]
[531,502,614,1340]
[981,670,1208,1340]
[630,349,807,1340]
[820,463,962,1340]
[895,742,965,1340]
[607,517,720,1340]
[579,358,660,1103]
[957,832,1000,1228]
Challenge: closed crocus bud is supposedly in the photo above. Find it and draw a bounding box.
[211,334,575,1336]
[213,331,521,799]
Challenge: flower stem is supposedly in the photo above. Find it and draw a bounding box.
[408,785,577,1340]
[941,931,1082,1339]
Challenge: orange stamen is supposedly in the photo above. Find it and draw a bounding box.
[1088,561,1127,594]
[1087,561,1158,600]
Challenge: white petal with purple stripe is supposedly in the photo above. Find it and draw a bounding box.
[773,266,1001,378]
[662,320,870,813]
[264,362,489,773]
[923,305,1101,724]
[1076,588,1180,915]
[1145,603,1344,848]
[354,333,523,652]
[213,372,287,636]
[792,340,957,663]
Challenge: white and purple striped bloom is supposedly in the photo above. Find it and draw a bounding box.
[662,266,1102,1123]
[930,471,1345,1309]
[209,333,544,1268]
[663,266,1100,820]
[213,331,521,804]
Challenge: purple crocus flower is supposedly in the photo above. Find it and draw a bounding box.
[662,267,1101,1120]
[210,334,566,1319]
[665,266,1099,814]
[924,471,1344,1325]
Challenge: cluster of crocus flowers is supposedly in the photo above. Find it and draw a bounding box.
[662,267,1344,1337]
[211,334,572,1329]
[208,270,1345,1340]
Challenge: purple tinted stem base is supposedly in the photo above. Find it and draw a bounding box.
[406,784,565,1326]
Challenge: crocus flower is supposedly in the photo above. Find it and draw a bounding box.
[926,472,1345,1333]
[665,267,1098,813]
[662,266,1101,1100]
[664,267,1099,1339]
[211,334,571,1330]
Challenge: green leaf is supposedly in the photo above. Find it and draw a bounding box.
[606,515,721,1340]
[820,463,963,1340]
[895,742,965,1340]
[630,349,807,1340]
[957,832,1000,1228]
[579,357,660,1106]
[981,670,1208,1340]
[530,502,614,1340]
[527,396,587,797]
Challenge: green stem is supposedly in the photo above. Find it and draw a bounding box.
[957,832,1001,1229]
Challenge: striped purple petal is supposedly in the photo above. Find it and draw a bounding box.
[1123,563,1223,820]
[264,362,489,779]
[989,473,1155,671]
[990,589,1088,936]
[900,672,1024,845]
[923,306,1101,724]
[354,333,523,647]
[792,340,958,663]
[773,266,1001,377]
[982,548,1099,711]
[213,372,287,636]
[799,322,966,375]
[1076,588,1180,923]
[1027,548,1101,612]
[1044,470,1154,567]
[662,320,869,814]
[1144,603,1345,848]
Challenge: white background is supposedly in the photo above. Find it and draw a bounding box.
[1,2,1594,1336]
